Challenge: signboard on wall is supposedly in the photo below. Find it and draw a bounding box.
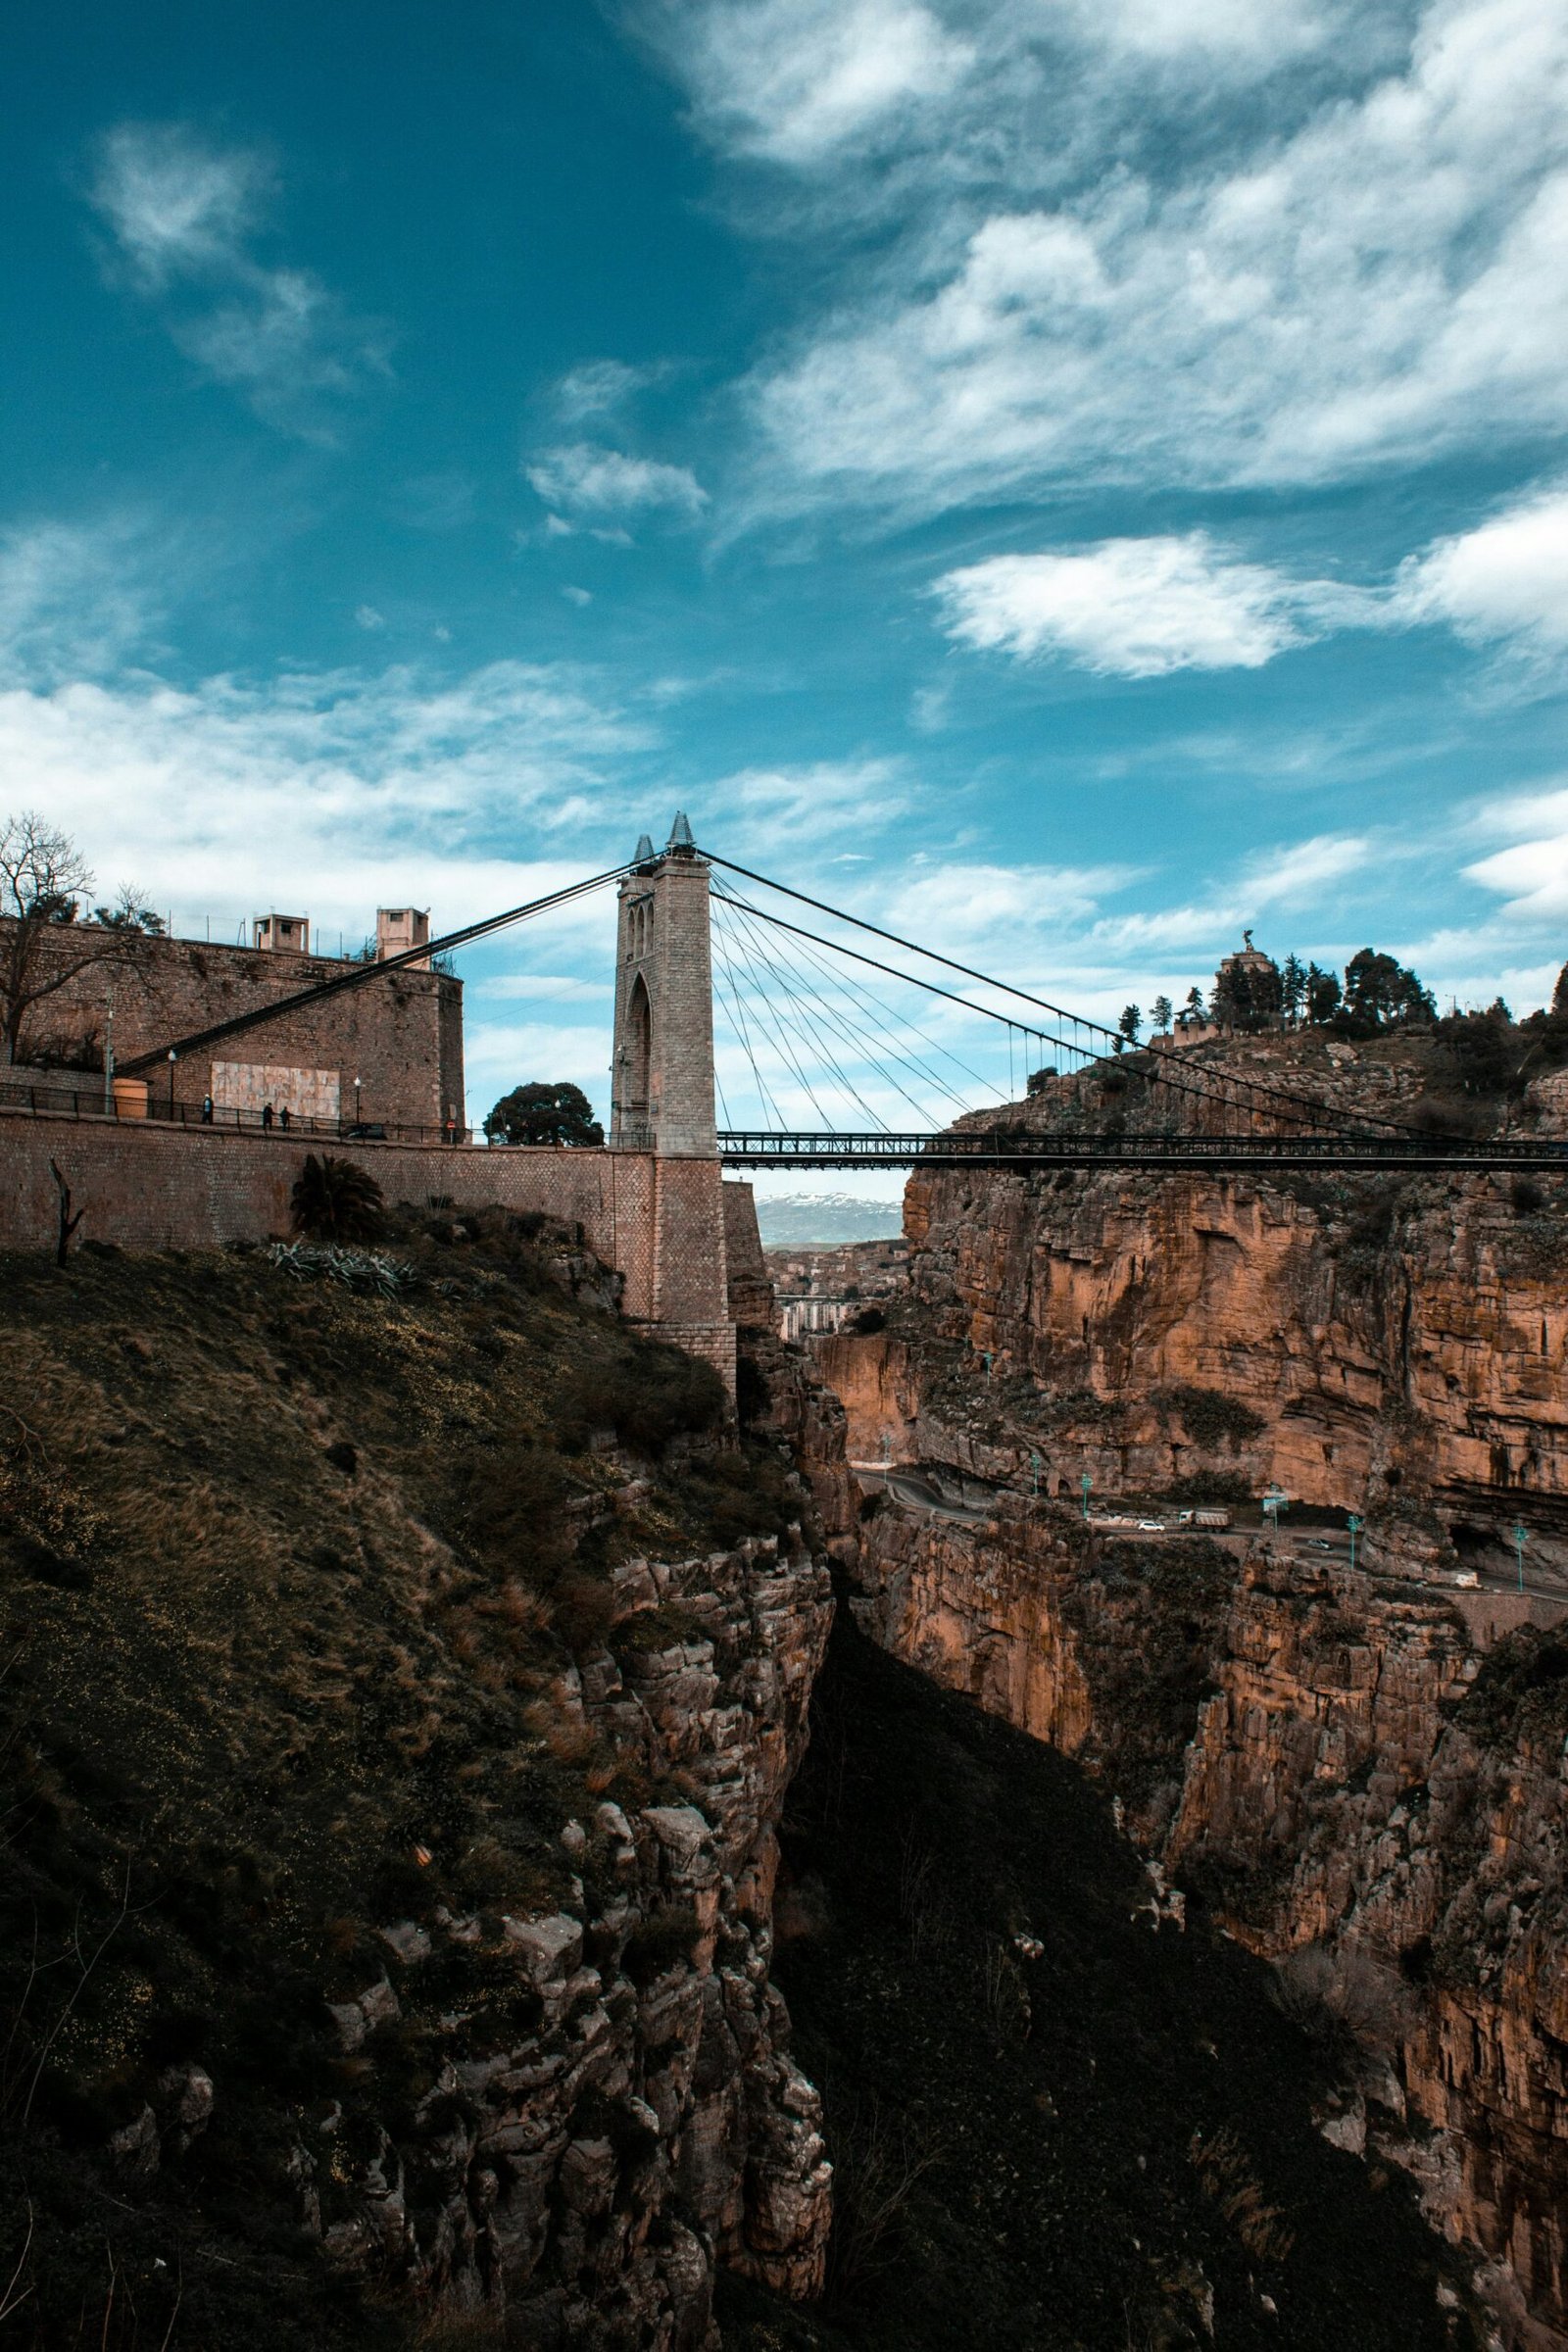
[211,1062,342,1119]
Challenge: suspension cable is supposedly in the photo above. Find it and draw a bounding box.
[706,853,1404,1136]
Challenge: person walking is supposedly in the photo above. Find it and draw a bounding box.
[262,1102,274,1132]
[278,1103,291,1131]
[201,1094,214,1124]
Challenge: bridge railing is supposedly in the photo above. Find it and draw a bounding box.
[0,1078,473,1148]
[717,1128,1568,1171]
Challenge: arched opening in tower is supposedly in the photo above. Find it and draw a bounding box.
[626,972,652,1126]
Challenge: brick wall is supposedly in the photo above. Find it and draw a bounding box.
[3,1110,654,1297]
[3,920,464,1133]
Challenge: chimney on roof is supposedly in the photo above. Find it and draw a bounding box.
[376,907,431,968]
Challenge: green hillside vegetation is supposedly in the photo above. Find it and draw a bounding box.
[0,1212,796,2348]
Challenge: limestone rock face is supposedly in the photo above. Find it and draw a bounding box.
[845,1491,1568,2340]
[300,1533,834,2344]
[810,1138,1568,2343]
[873,1159,1568,1544]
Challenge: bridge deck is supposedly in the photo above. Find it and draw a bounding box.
[717,1129,1568,1172]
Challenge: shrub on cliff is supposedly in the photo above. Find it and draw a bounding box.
[558,1342,726,1455]
[1272,1942,1414,2069]
[1457,1628,1568,1757]
[1152,1385,1266,1452]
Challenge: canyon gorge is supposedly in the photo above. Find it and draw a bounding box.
[790,1038,1568,2349]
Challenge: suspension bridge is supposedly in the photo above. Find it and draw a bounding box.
[114,818,1568,1176]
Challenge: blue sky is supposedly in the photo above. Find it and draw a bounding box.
[7,0,1568,1165]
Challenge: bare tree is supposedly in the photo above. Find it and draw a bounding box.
[0,813,149,1066]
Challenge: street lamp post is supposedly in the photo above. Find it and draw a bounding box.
[1031,1448,1042,1498]
[353,1076,363,1130]
[1080,1472,1092,1523]
[1514,1519,1528,1593]
[1348,1513,1364,1571]
[1262,1486,1289,1539]
[167,1048,176,1116]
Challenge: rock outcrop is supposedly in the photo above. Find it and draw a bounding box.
[805,1065,1568,2344]
[300,1533,834,2344]
[830,1072,1568,1571]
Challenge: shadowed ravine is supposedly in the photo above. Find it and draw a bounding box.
[720,1612,1484,2352]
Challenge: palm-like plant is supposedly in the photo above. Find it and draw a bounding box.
[289,1152,385,1243]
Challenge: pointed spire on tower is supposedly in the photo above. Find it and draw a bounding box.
[634,832,656,866]
[667,810,695,853]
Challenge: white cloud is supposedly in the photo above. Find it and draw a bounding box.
[1092,833,1374,952]
[475,973,612,1002]
[887,858,1136,947]
[355,604,385,631]
[1393,485,1568,669]
[934,536,1308,675]
[562,585,593,606]
[0,658,657,938]
[708,757,910,847]
[0,519,162,685]
[90,122,267,284]
[933,495,1568,681]
[88,123,387,434]
[669,0,975,164]
[553,359,667,419]
[1463,782,1568,920]
[742,0,1568,508]
[525,443,707,520]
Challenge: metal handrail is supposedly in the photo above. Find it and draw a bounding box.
[0,1081,472,1147]
[716,1127,1568,1171]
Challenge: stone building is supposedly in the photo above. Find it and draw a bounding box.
[4,817,756,1392]
[2,907,464,1135]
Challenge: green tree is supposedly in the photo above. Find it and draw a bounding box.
[1305,964,1342,1024]
[1342,949,1436,1028]
[1280,955,1306,1025]
[485,1080,604,1147]
[91,889,165,934]
[1184,985,1206,1022]
[1117,1004,1143,1045]
[1150,994,1172,1035]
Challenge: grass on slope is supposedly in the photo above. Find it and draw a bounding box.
[719,1616,1486,2352]
[0,1214,797,2350]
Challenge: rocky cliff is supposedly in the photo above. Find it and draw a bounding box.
[826,1044,1568,1572]
[303,1530,834,2346]
[805,1047,1568,2345]
[0,1215,833,2350]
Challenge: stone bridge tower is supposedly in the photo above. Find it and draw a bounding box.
[611,813,716,1156]
[610,815,734,1387]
